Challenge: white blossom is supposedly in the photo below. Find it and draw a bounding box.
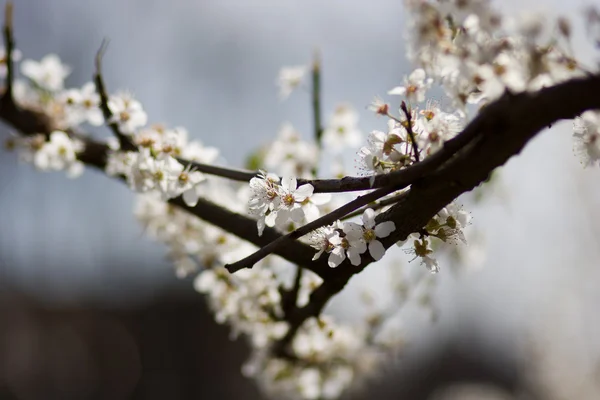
[573,111,600,167]
[360,208,396,261]
[277,65,306,99]
[33,130,84,178]
[108,91,148,134]
[273,176,314,230]
[21,54,70,92]
[59,82,104,127]
[388,68,432,103]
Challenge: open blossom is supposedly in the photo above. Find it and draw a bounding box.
[402,237,440,273]
[21,54,71,92]
[434,202,471,244]
[59,82,104,127]
[359,208,396,260]
[33,130,84,178]
[248,171,281,236]
[273,176,314,230]
[108,91,148,134]
[277,65,306,99]
[415,101,463,155]
[357,121,411,176]
[573,111,600,167]
[388,68,432,103]
[309,224,346,268]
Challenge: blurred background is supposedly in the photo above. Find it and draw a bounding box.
[1,0,599,399]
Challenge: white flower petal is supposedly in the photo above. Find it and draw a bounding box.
[368,240,386,260]
[375,221,395,238]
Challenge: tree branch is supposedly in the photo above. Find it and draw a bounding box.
[270,77,600,354]
[93,40,136,152]
[1,6,599,356]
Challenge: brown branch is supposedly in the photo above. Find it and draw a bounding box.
[271,77,600,355]
[93,40,136,152]
[340,190,407,221]
[179,130,473,193]
[1,5,599,357]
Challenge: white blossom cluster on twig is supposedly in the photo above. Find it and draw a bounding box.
[3,1,600,399]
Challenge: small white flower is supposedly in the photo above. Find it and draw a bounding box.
[273,176,314,229]
[277,66,306,100]
[573,111,600,167]
[388,68,432,103]
[248,171,281,236]
[360,208,396,260]
[302,192,331,222]
[342,222,367,265]
[108,92,147,134]
[59,82,104,127]
[33,130,83,178]
[21,54,71,92]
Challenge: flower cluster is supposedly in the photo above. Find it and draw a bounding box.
[6,2,600,399]
[244,316,386,400]
[310,208,396,268]
[405,0,585,109]
[248,173,330,236]
[106,124,220,204]
[400,202,471,273]
[359,102,463,176]
[7,130,84,178]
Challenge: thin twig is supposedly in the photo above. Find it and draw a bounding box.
[177,158,259,182]
[340,191,408,221]
[225,184,402,273]
[400,101,420,163]
[93,40,136,152]
[2,1,14,100]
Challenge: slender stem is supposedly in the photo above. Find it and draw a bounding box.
[341,191,407,221]
[177,158,259,182]
[312,50,323,146]
[400,101,420,163]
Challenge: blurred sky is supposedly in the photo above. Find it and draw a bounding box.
[1,0,600,380]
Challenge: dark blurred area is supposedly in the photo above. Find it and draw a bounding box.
[0,286,529,400]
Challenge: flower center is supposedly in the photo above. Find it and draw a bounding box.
[283,193,295,207]
[363,229,376,242]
